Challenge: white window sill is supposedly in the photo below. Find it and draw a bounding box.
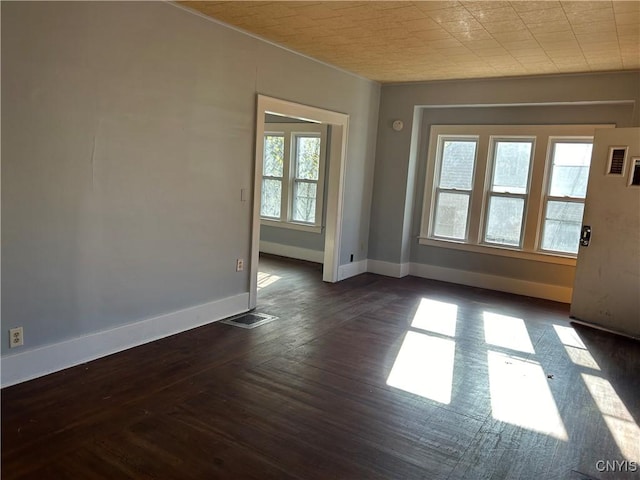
[261,219,323,234]
[417,236,577,266]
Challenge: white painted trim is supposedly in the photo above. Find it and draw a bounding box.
[259,241,324,264]
[1,293,249,388]
[367,259,410,278]
[409,263,572,303]
[322,122,348,284]
[338,260,368,281]
[399,262,411,277]
[415,101,637,108]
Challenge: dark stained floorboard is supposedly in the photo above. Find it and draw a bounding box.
[2,253,639,479]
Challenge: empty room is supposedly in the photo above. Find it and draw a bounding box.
[2,1,639,479]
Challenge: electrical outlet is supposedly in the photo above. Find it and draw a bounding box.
[236,258,244,272]
[9,327,23,348]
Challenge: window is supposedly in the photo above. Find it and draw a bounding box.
[260,123,326,232]
[540,141,593,254]
[292,135,321,223]
[484,139,534,247]
[432,137,478,240]
[420,125,611,263]
[261,135,285,219]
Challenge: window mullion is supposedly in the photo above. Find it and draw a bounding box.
[282,133,293,222]
[524,135,549,251]
[468,134,489,244]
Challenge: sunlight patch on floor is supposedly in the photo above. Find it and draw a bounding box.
[411,298,457,337]
[553,325,600,370]
[387,331,456,404]
[582,373,640,461]
[483,312,535,354]
[257,271,282,291]
[488,351,568,440]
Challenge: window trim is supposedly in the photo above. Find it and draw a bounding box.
[419,124,615,264]
[260,123,327,232]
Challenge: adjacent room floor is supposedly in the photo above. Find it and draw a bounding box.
[2,254,639,479]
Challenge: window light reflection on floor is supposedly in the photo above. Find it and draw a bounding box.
[387,297,458,404]
[553,324,601,371]
[487,351,568,440]
[483,312,535,354]
[257,271,282,291]
[387,331,456,404]
[411,298,458,337]
[581,373,640,462]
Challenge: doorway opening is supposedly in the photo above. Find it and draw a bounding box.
[250,95,349,309]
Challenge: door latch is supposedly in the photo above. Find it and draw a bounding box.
[580,225,591,247]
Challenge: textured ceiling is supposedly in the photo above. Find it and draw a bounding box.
[182,1,640,83]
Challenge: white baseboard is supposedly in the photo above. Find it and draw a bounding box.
[367,259,411,278]
[1,293,249,388]
[338,259,368,280]
[409,263,572,303]
[259,241,324,264]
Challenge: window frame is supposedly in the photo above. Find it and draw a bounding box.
[482,136,536,249]
[260,133,287,221]
[291,132,323,225]
[538,136,594,255]
[419,124,614,266]
[260,123,327,233]
[429,135,479,242]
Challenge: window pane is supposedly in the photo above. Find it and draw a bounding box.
[261,179,281,218]
[549,143,592,198]
[296,136,321,180]
[485,196,525,246]
[439,140,476,189]
[433,192,470,240]
[263,135,284,177]
[293,181,317,223]
[541,201,584,254]
[492,141,532,194]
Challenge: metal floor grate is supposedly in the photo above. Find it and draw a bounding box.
[221,312,278,329]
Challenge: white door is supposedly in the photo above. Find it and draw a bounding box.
[570,127,640,338]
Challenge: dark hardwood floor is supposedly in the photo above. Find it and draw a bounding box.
[2,254,639,479]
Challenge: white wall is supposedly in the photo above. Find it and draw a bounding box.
[1,1,379,383]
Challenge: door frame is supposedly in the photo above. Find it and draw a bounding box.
[249,95,350,309]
